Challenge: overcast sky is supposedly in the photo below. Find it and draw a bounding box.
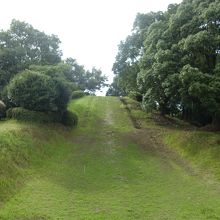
[0,0,182,93]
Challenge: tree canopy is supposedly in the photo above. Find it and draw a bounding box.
[0,20,107,116]
[108,0,220,127]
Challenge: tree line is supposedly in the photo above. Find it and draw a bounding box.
[107,0,220,128]
[0,20,107,123]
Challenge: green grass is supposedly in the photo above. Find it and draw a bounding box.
[164,130,220,179]
[1,96,220,219]
[124,97,220,180]
[0,120,72,206]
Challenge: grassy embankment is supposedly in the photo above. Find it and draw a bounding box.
[0,120,73,206]
[122,97,220,180]
[0,96,220,219]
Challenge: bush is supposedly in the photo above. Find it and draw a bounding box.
[128,91,143,102]
[0,100,6,119]
[5,107,12,118]
[6,107,78,127]
[7,70,70,112]
[6,107,62,123]
[61,111,78,127]
[72,90,85,99]
[53,77,71,112]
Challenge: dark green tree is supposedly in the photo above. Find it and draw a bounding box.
[112,0,220,127]
[106,76,126,96]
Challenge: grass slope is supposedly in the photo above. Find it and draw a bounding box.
[0,96,220,219]
[123,97,220,181]
[0,120,72,206]
[164,130,220,180]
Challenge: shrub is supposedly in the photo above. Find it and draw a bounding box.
[128,91,143,102]
[6,107,78,127]
[7,70,71,112]
[61,111,78,127]
[72,90,85,99]
[5,107,12,118]
[0,100,6,119]
[53,77,71,112]
[6,107,62,123]
[7,70,56,111]
[84,91,90,96]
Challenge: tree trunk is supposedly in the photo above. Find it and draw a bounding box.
[159,104,168,116]
[212,116,220,130]
[182,107,191,122]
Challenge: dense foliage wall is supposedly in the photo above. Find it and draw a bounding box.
[108,0,220,127]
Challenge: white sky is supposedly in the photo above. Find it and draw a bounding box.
[0,0,182,94]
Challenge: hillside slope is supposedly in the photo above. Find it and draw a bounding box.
[122,97,220,181]
[0,96,220,219]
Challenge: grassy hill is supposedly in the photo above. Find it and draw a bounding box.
[0,96,220,219]
[0,120,73,206]
[122,97,220,181]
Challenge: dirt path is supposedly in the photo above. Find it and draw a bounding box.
[1,96,220,220]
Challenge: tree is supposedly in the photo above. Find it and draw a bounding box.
[84,68,107,93]
[106,76,126,96]
[65,58,107,93]
[112,0,220,127]
[9,19,62,65]
[138,6,181,115]
[111,11,167,96]
[112,32,142,94]
[179,64,220,126]
[0,20,62,96]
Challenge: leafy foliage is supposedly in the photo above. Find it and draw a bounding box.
[6,107,78,127]
[7,70,69,112]
[72,90,85,99]
[128,91,142,102]
[0,20,62,94]
[110,0,220,127]
[61,110,78,127]
[0,20,106,125]
[106,76,127,96]
[65,58,107,93]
